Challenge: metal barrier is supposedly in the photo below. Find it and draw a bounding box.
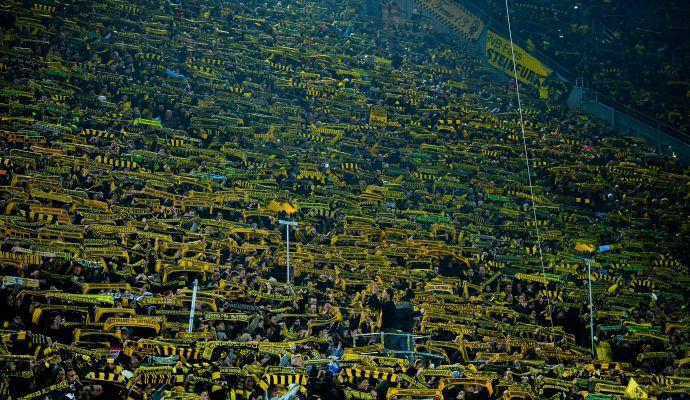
[352,332,433,363]
[568,85,690,163]
[451,0,690,156]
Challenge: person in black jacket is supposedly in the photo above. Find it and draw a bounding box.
[367,286,396,331]
[393,288,418,333]
[368,287,421,353]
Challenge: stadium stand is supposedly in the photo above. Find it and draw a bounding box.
[462,0,690,133]
[0,0,688,399]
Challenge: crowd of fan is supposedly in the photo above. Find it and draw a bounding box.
[0,0,689,399]
[469,0,690,133]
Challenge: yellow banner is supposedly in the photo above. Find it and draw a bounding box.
[485,30,550,98]
[417,0,484,41]
[624,377,648,399]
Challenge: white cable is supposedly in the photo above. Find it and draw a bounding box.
[503,0,562,364]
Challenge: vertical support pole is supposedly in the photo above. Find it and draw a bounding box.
[286,225,291,285]
[279,220,298,287]
[188,279,198,333]
[587,261,595,355]
[407,333,413,364]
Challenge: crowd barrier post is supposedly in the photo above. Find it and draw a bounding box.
[279,219,299,285]
[584,258,596,355]
[188,278,198,333]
